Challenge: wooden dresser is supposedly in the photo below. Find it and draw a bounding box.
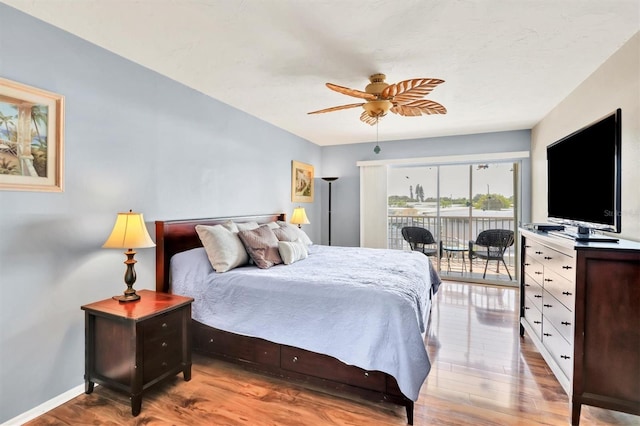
[82,290,193,416]
[519,228,640,425]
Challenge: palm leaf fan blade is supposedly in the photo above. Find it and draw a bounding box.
[382,78,445,104]
[308,103,365,114]
[326,83,377,100]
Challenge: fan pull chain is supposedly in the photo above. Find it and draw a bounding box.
[373,119,381,154]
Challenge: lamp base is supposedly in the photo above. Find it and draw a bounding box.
[113,292,141,303]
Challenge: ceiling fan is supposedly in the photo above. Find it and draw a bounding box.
[308,73,447,125]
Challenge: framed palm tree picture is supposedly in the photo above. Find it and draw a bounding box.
[291,160,314,202]
[0,77,64,192]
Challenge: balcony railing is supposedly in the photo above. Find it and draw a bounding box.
[389,214,517,282]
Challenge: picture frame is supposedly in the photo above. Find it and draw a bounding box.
[291,160,314,203]
[0,77,64,192]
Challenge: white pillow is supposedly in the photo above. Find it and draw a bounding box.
[266,221,280,229]
[277,221,313,246]
[236,221,260,231]
[195,224,249,272]
[278,240,309,265]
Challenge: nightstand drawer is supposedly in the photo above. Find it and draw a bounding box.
[142,309,183,341]
[143,341,182,383]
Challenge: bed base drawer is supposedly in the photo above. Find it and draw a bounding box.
[193,322,280,367]
[281,346,386,392]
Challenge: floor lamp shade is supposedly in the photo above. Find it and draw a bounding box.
[322,177,338,245]
[103,210,155,302]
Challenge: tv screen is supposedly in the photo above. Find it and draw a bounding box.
[547,109,621,233]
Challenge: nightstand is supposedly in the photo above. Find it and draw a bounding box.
[81,290,193,416]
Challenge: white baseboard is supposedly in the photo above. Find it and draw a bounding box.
[1,383,89,426]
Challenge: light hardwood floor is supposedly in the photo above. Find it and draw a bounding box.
[25,281,638,425]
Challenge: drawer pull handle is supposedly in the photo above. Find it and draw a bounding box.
[562,265,573,270]
[543,304,552,308]
[533,321,542,324]
[525,245,531,248]
[162,323,168,328]
[561,321,571,326]
[162,342,168,348]
[544,256,552,260]
[524,284,530,287]
[364,372,369,377]
[535,251,543,255]
[544,278,553,282]
[535,271,542,275]
[534,295,542,298]
[524,263,530,266]
[562,291,572,296]
[292,356,298,363]
[524,306,530,310]
[543,333,552,337]
[560,355,571,360]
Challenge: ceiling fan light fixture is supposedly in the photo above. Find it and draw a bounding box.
[363,100,393,117]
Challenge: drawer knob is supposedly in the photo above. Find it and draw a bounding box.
[364,372,369,377]
[535,251,543,255]
[534,320,542,324]
[534,295,542,298]
[561,321,571,326]
[562,265,573,270]
[524,283,530,287]
[543,333,552,337]
[524,306,530,310]
[209,338,214,343]
[562,291,572,296]
[543,304,552,308]
[544,256,552,260]
[560,355,571,360]
[524,263,530,266]
[292,356,298,363]
[544,278,553,282]
[162,323,168,328]
[162,342,168,348]
[535,272,542,275]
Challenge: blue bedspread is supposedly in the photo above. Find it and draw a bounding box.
[170,244,440,401]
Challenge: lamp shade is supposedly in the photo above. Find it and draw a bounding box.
[290,207,310,226]
[103,211,155,249]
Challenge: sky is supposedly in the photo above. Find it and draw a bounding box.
[388,162,515,199]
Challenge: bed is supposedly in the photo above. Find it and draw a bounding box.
[155,213,440,424]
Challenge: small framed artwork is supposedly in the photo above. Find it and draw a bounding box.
[291,160,314,203]
[0,77,65,192]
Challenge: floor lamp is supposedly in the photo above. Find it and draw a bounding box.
[322,177,338,245]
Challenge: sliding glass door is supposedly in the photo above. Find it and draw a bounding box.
[388,162,518,285]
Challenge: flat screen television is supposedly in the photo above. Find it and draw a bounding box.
[546,108,621,238]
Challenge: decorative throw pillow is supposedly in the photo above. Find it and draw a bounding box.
[277,221,313,245]
[278,240,309,265]
[195,224,249,272]
[272,225,300,242]
[266,221,280,229]
[237,225,283,269]
[236,221,260,231]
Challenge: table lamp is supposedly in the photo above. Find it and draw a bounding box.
[103,210,156,302]
[290,206,310,228]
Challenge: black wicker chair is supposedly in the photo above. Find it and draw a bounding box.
[468,229,515,279]
[401,226,439,257]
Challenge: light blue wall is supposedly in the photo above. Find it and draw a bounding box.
[0,4,321,422]
[320,131,531,247]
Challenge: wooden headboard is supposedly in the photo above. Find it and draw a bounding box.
[155,213,286,293]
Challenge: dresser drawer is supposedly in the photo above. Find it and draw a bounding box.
[542,291,574,344]
[542,248,575,282]
[543,268,576,311]
[525,240,549,264]
[281,346,386,392]
[142,309,183,341]
[523,279,543,312]
[542,318,573,382]
[524,255,544,286]
[523,298,543,340]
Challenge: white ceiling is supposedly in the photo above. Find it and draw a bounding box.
[2,0,638,146]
